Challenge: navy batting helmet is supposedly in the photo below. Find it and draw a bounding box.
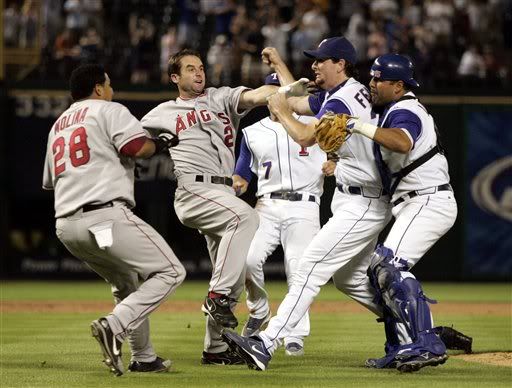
[370,54,419,88]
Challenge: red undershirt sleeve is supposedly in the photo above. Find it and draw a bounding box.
[120,136,147,156]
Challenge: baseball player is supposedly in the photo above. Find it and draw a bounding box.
[42,64,186,376]
[224,52,464,373]
[233,73,326,356]
[346,54,458,372]
[222,38,394,370]
[140,48,281,365]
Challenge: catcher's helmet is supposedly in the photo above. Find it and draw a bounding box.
[370,54,419,87]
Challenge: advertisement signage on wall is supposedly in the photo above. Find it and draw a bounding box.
[465,111,512,278]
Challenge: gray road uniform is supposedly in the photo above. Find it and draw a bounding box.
[141,87,259,353]
[43,99,186,363]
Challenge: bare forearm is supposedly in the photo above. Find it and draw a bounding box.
[135,139,156,158]
[273,61,295,86]
[238,85,277,110]
[374,128,412,153]
[350,118,412,153]
[277,111,317,147]
[288,96,313,115]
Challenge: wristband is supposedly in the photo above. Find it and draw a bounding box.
[352,119,378,140]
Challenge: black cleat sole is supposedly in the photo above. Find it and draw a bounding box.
[397,354,448,373]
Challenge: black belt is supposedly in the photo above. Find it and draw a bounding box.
[82,201,114,213]
[337,185,362,195]
[267,192,316,202]
[337,184,388,198]
[195,175,233,186]
[392,184,452,206]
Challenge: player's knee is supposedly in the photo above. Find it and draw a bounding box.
[111,283,137,301]
[237,206,259,231]
[173,262,187,286]
[246,253,264,274]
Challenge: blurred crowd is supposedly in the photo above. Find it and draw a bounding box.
[4,0,512,89]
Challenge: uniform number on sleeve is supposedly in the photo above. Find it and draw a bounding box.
[52,126,91,176]
[262,161,272,179]
[224,125,234,147]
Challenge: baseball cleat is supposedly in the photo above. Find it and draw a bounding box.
[242,311,271,337]
[285,342,304,357]
[396,352,448,373]
[365,349,400,369]
[202,294,238,329]
[201,350,246,365]
[222,331,271,371]
[90,318,124,376]
[128,356,171,373]
[364,356,398,369]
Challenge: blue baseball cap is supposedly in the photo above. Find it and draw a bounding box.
[264,72,280,86]
[304,37,357,64]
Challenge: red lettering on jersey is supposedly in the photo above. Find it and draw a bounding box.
[54,120,61,134]
[299,146,309,156]
[79,107,88,123]
[176,115,186,134]
[217,112,230,125]
[200,110,211,122]
[71,110,81,125]
[186,111,197,127]
[63,115,71,129]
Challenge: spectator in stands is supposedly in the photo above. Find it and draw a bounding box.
[261,4,291,62]
[19,0,38,48]
[458,44,486,80]
[300,0,329,45]
[79,27,103,65]
[64,0,88,35]
[367,21,388,59]
[424,0,454,42]
[207,34,233,86]
[160,26,180,84]
[53,28,81,78]
[240,19,265,86]
[177,0,200,50]
[4,1,21,47]
[345,6,367,62]
[129,13,156,84]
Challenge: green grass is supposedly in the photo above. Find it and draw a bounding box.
[1,281,511,387]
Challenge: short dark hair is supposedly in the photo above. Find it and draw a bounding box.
[343,61,359,79]
[69,64,106,101]
[168,48,202,77]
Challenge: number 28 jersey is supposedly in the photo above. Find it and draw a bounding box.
[43,99,146,218]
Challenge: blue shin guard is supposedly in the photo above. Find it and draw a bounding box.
[367,245,446,365]
[365,312,401,368]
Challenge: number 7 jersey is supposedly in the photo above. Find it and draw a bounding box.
[42,99,146,217]
[242,115,326,197]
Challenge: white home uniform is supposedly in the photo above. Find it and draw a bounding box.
[141,87,259,353]
[378,92,457,269]
[43,99,186,363]
[240,114,325,348]
[257,78,392,352]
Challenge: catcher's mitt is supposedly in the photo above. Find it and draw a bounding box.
[314,112,352,153]
[435,326,473,354]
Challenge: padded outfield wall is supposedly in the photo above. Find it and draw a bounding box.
[1,90,510,281]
